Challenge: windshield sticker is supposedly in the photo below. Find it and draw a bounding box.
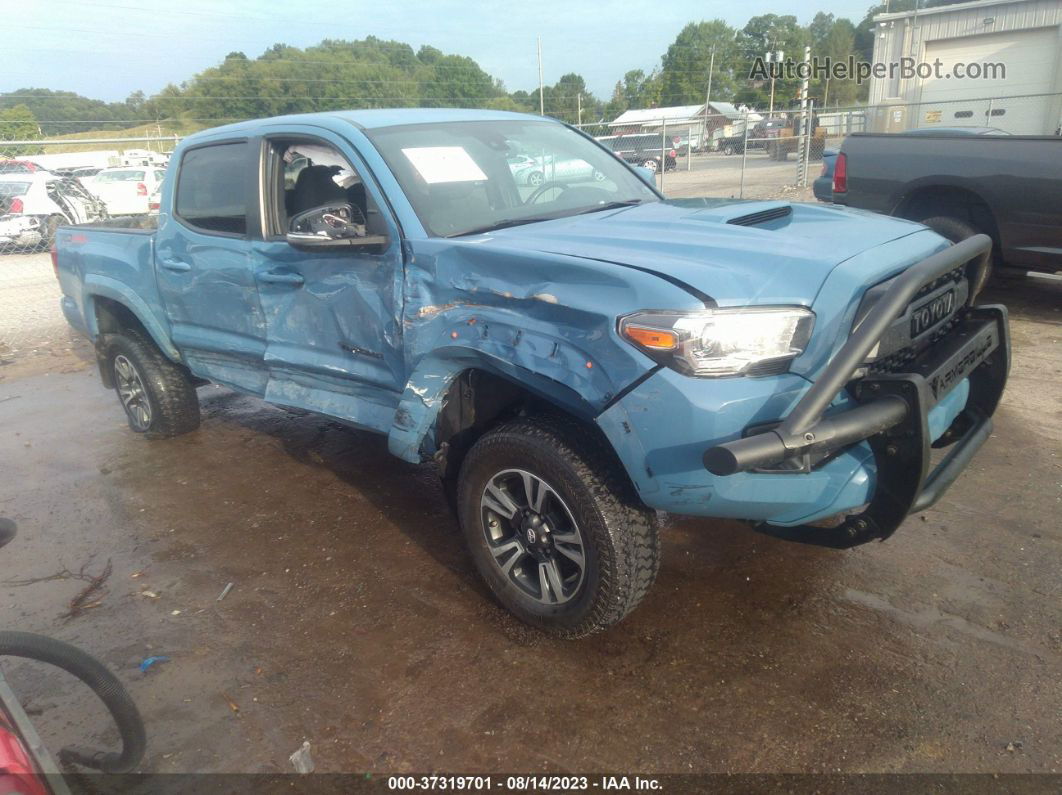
[402,146,487,184]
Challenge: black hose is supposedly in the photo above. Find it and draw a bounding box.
[0,631,146,773]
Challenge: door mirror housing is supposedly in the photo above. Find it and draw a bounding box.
[286,203,387,250]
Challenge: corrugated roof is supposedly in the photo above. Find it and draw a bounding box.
[609,105,705,126]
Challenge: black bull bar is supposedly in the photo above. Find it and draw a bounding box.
[702,234,1010,548]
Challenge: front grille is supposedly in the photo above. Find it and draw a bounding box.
[855,263,970,376]
[912,265,966,301]
[867,313,963,374]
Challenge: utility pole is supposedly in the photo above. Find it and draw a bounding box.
[537,37,544,115]
[702,47,715,150]
[766,50,783,117]
[798,45,811,187]
[577,92,582,125]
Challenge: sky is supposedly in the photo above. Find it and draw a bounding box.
[2,0,879,103]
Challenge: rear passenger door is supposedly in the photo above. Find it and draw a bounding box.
[155,139,270,395]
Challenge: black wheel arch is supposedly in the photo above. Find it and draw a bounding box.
[91,296,190,388]
[430,367,632,499]
[892,183,1003,260]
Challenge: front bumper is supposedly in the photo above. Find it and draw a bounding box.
[702,234,1007,547]
[597,234,1008,547]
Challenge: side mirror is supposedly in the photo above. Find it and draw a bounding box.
[635,166,656,186]
[286,203,387,250]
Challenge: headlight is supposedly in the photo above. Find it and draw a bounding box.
[619,307,815,377]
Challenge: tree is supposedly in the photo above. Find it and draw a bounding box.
[543,73,600,124]
[0,104,39,141]
[819,19,860,106]
[0,88,141,134]
[658,20,738,107]
[736,14,809,109]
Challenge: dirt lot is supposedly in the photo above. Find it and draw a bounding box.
[0,249,1060,776]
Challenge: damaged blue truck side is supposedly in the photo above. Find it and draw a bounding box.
[55,109,1010,637]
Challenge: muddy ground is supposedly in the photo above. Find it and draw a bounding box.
[0,252,1060,775]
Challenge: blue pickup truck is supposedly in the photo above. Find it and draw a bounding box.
[54,109,1010,637]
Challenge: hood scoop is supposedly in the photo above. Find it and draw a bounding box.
[726,203,793,227]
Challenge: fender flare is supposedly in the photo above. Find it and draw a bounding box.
[82,274,180,361]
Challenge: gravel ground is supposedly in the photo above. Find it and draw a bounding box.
[0,214,1059,777]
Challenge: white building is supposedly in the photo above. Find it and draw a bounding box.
[868,0,1062,134]
[608,102,761,148]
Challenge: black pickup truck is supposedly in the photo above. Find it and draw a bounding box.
[833,133,1062,276]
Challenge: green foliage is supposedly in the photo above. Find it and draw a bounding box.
[659,21,738,106]
[0,88,143,134]
[735,14,809,110]
[149,36,508,122]
[0,104,39,142]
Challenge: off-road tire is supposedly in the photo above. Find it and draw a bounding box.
[921,215,979,245]
[457,415,660,638]
[101,330,200,438]
[922,215,997,285]
[39,214,63,251]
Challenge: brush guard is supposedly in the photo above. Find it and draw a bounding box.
[702,234,1010,548]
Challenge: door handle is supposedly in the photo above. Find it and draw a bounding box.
[257,270,305,287]
[159,257,191,272]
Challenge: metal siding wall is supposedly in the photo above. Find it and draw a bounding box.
[868,0,1062,105]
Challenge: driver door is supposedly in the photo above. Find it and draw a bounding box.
[248,131,406,434]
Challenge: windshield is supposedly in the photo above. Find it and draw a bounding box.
[363,119,659,237]
[96,170,145,182]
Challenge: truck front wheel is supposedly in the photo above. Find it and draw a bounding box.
[102,331,200,437]
[457,416,659,638]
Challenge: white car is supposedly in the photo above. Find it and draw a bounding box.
[0,173,107,250]
[87,166,166,216]
[510,155,606,187]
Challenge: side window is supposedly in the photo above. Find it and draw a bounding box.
[175,143,247,235]
[268,140,384,239]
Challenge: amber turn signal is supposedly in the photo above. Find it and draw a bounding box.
[622,324,678,350]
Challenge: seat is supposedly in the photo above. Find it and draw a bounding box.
[289,165,346,217]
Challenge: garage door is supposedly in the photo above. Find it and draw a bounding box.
[918,27,1059,134]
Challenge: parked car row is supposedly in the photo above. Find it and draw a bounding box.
[0,172,108,249]
[595,134,678,173]
[0,164,169,250]
[82,166,167,216]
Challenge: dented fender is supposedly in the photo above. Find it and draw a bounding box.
[386,237,700,463]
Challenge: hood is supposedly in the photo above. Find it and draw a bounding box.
[473,199,932,306]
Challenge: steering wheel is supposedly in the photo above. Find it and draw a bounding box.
[524,181,571,205]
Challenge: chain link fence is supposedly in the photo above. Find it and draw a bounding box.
[0,136,176,257]
[575,107,824,203]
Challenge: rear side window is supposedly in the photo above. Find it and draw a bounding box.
[175,143,247,235]
[96,170,145,182]
[0,182,30,197]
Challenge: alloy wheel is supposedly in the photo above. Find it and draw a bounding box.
[114,354,152,431]
[480,468,586,605]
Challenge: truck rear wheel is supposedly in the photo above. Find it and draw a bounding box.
[921,215,978,245]
[102,331,200,437]
[922,216,998,284]
[457,416,659,638]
